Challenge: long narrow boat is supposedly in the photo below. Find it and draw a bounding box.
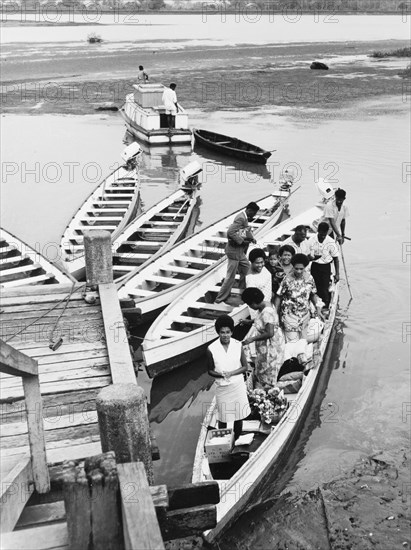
[117,187,292,325]
[59,149,141,280]
[191,282,339,544]
[142,205,324,377]
[0,228,73,288]
[111,185,200,280]
[193,129,272,165]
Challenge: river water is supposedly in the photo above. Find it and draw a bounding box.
[1,13,410,542]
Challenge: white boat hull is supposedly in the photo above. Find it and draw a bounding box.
[142,205,324,377]
[118,191,291,322]
[192,283,339,543]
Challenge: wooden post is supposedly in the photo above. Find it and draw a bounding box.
[118,462,165,550]
[0,340,50,494]
[96,384,154,484]
[22,376,50,494]
[62,462,91,550]
[83,230,113,286]
[62,452,123,550]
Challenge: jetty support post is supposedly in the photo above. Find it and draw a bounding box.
[83,230,113,288]
[96,384,154,484]
[62,452,123,550]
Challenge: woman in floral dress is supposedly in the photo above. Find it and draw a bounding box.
[274,253,324,343]
[241,287,285,388]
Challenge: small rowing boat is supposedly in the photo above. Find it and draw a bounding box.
[59,144,142,279]
[191,282,339,543]
[0,228,73,288]
[117,186,292,326]
[193,129,272,165]
[142,204,324,377]
[111,164,202,280]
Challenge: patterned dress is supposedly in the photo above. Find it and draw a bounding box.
[254,306,285,388]
[277,273,317,333]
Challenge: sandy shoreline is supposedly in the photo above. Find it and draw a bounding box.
[1,39,409,117]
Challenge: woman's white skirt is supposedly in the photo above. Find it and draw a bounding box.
[216,377,251,423]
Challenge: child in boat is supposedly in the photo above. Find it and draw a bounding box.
[207,315,251,441]
[265,245,295,300]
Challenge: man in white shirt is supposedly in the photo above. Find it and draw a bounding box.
[322,188,349,244]
[283,225,310,256]
[308,222,340,308]
[162,83,179,130]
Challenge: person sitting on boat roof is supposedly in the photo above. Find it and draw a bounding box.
[307,222,340,309]
[207,315,251,441]
[214,202,259,305]
[282,225,310,256]
[162,83,179,130]
[137,65,149,83]
[321,188,349,245]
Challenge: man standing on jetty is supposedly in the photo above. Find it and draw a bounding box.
[215,202,259,305]
[322,188,349,244]
[162,83,179,130]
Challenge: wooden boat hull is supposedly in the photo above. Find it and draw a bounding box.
[112,187,200,281]
[192,282,340,543]
[60,163,141,280]
[142,205,324,377]
[0,228,73,288]
[193,128,271,165]
[117,190,290,324]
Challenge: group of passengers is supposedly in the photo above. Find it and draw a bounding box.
[207,189,348,438]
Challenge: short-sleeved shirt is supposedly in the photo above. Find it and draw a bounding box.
[307,234,339,264]
[162,87,177,113]
[246,267,272,303]
[282,236,310,256]
[322,200,349,234]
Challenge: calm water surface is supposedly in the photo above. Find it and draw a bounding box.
[1,99,409,491]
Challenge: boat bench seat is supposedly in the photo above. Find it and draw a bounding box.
[104,186,136,192]
[1,273,54,288]
[215,141,231,145]
[162,265,199,276]
[159,213,185,218]
[113,252,151,260]
[93,200,131,204]
[87,207,129,213]
[173,255,215,266]
[209,285,241,295]
[192,301,233,312]
[0,246,18,255]
[70,225,118,231]
[136,228,174,233]
[145,221,180,226]
[113,265,136,272]
[206,236,226,244]
[122,240,164,248]
[190,246,224,255]
[128,288,156,297]
[0,263,42,276]
[286,393,299,402]
[147,275,181,285]
[87,216,124,222]
[101,193,135,198]
[174,315,214,326]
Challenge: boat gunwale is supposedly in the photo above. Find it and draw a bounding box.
[192,282,340,542]
[117,192,289,306]
[0,227,73,285]
[141,205,324,360]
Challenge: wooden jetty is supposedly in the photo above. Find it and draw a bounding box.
[0,230,220,548]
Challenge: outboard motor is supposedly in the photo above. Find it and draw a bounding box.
[121,142,142,170]
[315,177,335,202]
[180,160,202,188]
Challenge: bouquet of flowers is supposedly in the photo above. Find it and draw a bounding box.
[247,387,288,425]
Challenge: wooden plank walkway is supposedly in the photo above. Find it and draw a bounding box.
[0,283,118,467]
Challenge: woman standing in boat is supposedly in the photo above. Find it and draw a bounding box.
[241,287,285,388]
[274,253,324,343]
[207,315,251,441]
